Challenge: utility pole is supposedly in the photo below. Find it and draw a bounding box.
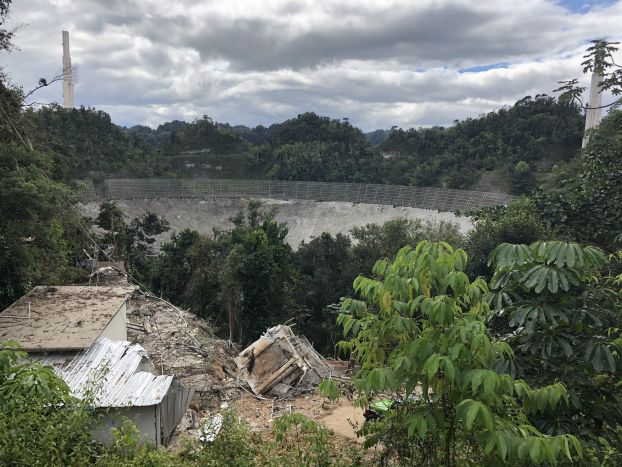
[62,30,75,109]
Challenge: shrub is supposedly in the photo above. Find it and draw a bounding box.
[0,341,96,466]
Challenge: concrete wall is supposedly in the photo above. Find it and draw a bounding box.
[80,197,473,250]
[99,301,127,341]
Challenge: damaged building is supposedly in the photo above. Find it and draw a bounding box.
[45,337,194,447]
[0,285,135,357]
[235,325,333,397]
[0,285,193,446]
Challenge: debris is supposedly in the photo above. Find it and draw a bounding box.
[234,325,333,397]
[127,322,147,333]
[197,414,224,443]
[127,293,240,405]
[88,261,128,286]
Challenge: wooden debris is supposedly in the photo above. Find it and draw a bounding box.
[234,325,333,397]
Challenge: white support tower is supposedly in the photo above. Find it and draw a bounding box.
[62,30,75,109]
[582,70,603,148]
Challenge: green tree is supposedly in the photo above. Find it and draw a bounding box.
[0,144,82,309]
[465,197,557,279]
[327,241,582,465]
[510,160,536,194]
[124,212,170,284]
[150,229,202,305]
[96,200,127,259]
[535,111,622,251]
[0,341,95,465]
[223,202,297,343]
[489,241,622,443]
[295,233,356,354]
[145,201,297,344]
[351,218,464,277]
[0,1,14,53]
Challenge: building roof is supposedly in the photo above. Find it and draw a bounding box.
[0,286,134,351]
[42,337,175,407]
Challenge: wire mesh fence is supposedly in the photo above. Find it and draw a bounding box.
[77,178,515,212]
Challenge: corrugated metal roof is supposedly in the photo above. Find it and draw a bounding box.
[51,338,174,407]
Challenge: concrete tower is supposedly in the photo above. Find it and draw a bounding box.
[582,70,603,148]
[62,30,75,109]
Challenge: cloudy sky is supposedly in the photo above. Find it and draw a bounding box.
[2,0,621,130]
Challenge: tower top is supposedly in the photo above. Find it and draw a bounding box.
[582,70,603,148]
[62,30,74,108]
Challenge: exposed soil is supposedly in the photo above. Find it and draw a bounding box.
[321,404,366,443]
[99,265,367,451]
[230,392,362,439]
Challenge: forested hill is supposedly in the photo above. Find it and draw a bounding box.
[379,95,583,191]
[25,95,583,194]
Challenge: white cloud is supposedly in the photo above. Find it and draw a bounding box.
[1,0,621,130]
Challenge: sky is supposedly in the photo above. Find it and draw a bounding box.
[2,0,621,130]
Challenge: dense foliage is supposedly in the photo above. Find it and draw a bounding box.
[128,118,248,154]
[324,241,583,465]
[464,197,558,279]
[0,1,13,53]
[25,105,173,179]
[490,241,622,443]
[141,201,297,344]
[116,205,464,347]
[0,60,88,310]
[380,95,582,191]
[0,341,97,465]
[19,97,585,194]
[535,110,622,251]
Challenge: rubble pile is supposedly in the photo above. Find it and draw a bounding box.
[127,293,241,407]
[234,325,334,397]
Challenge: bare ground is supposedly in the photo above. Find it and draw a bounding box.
[125,290,367,450]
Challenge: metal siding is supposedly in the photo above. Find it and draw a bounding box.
[55,338,175,407]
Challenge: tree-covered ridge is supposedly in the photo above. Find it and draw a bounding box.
[129,119,252,152]
[24,105,167,179]
[380,95,584,190]
[21,95,584,194]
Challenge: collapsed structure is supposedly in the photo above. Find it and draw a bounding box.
[0,285,194,446]
[234,325,333,397]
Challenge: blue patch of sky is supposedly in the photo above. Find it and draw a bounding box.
[555,0,617,13]
[458,62,511,73]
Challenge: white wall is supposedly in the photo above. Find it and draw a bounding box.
[99,301,127,342]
